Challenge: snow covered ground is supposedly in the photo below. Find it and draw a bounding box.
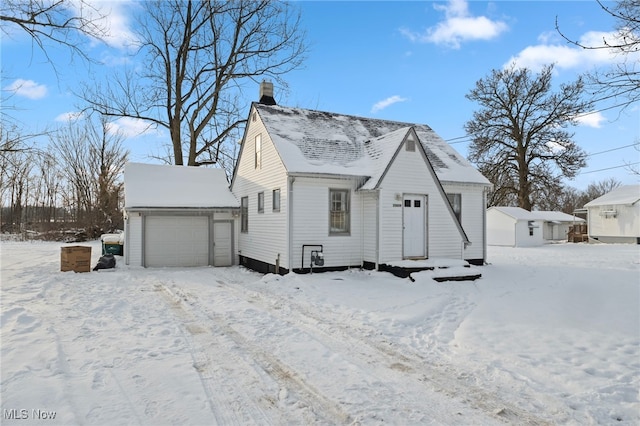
[1,240,638,425]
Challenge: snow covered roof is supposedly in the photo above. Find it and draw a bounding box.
[584,185,640,207]
[532,211,585,223]
[124,162,239,209]
[489,207,585,223]
[489,206,539,221]
[254,104,490,186]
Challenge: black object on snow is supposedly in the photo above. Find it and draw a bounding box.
[93,254,116,271]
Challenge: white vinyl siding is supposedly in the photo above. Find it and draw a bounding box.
[588,203,640,242]
[442,183,487,261]
[486,209,516,246]
[486,208,543,247]
[362,191,378,264]
[377,139,463,263]
[290,177,363,270]
[231,106,289,269]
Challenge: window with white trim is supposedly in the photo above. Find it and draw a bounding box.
[446,193,462,222]
[257,192,264,213]
[255,134,262,169]
[329,189,350,235]
[272,188,281,212]
[241,196,248,232]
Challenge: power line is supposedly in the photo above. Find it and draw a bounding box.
[579,162,640,174]
[587,143,639,157]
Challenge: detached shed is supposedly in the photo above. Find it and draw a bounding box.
[535,211,585,242]
[486,207,543,247]
[123,163,239,267]
[584,185,640,244]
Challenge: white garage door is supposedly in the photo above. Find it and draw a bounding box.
[145,216,210,267]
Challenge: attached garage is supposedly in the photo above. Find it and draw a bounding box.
[124,163,239,268]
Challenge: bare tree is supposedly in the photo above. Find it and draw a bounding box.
[626,138,640,175]
[557,0,640,108]
[0,0,106,62]
[49,115,128,235]
[81,0,306,167]
[465,64,593,210]
[582,177,623,201]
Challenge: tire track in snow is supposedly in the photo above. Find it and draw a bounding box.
[156,284,273,425]
[157,283,351,425]
[164,278,495,424]
[215,278,557,426]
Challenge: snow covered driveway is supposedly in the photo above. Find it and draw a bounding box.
[1,240,639,425]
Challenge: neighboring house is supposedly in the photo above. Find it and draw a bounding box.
[123,162,239,267]
[535,211,586,242]
[486,207,544,247]
[230,82,491,274]
[584,184,640,244]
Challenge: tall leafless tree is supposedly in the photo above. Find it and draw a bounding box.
[557,0,640,108]
[81,0,306,167]
[0,0,106,62]
[49,115,128,234]
[465,64,593,210]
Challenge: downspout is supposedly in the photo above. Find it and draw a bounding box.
[376,190,380,268]
[360,187,364,268]
[124,211,129,265]
[482,188,487,263]
[288,175,295,272]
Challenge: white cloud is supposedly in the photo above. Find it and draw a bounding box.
[576,111,606,129]
[506,30,632,72]
[400,0,508,49]
[545,141,567,153]
[69,0,140,50]
[55,111,85,122]
[5,79,48,99]
[371,95,408,113]
[106,117,156,137]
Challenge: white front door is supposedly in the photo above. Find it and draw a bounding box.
[403,194,427,258]
[213,221,233,266]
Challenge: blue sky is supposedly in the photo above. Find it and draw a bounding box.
[2,0,639,190]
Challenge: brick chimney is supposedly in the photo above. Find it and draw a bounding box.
[259,80,276,105]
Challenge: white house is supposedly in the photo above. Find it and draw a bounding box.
[230,82,492,274]
[584,184,640,244]
[486,207,544,247]
[123,162,239,267]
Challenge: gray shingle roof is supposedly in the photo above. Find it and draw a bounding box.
[255,104,490,186]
